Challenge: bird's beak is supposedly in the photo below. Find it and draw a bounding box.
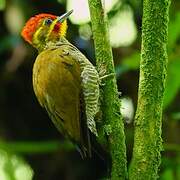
[57,10,73,23]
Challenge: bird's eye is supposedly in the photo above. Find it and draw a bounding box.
[44,18,53,26]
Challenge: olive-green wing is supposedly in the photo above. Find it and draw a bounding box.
[33,47,91,157]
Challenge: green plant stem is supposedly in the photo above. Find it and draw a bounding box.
[0,141,74,154]
[129,0,171,179]
[88,0,127,179]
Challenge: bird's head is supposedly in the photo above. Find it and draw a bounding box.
[21,10,73,51]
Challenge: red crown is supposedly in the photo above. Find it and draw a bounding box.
[21,13,57,44]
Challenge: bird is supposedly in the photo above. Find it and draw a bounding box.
[21,10,100,158]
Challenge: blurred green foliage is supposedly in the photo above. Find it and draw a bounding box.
[0,0,179,179]
[0,0,5,10]
[0,149,33,180]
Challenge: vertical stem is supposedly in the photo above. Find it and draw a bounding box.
[88,0,127,179]
[129,0,170,179]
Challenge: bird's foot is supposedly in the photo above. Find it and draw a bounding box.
[98,63,115,86]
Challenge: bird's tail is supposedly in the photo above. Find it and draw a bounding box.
[79,90,92,158]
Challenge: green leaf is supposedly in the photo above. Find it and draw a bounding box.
[168,12,180,50]
[160,168,174,180]
[0,0,5,10]
[0,149,34,180]
[171,112,180,121]
[163,58,180,109]
[177,164,180,180]
[57,0,66,4]
[121,51,140,70]
[116,51,140,77]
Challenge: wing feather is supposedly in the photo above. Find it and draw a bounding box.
[33,47,91,157]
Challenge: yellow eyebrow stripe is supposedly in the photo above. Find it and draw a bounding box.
[32,26,43,46]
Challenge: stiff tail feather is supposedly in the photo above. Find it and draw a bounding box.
[79,89,92,158]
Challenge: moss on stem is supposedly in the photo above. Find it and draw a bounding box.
[129,0,171,179]
[88,0,127,179]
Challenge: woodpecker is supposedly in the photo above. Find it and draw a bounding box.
[21,10,100,157]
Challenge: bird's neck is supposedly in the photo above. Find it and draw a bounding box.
[34,37,69,53]
[45,37,69,50]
